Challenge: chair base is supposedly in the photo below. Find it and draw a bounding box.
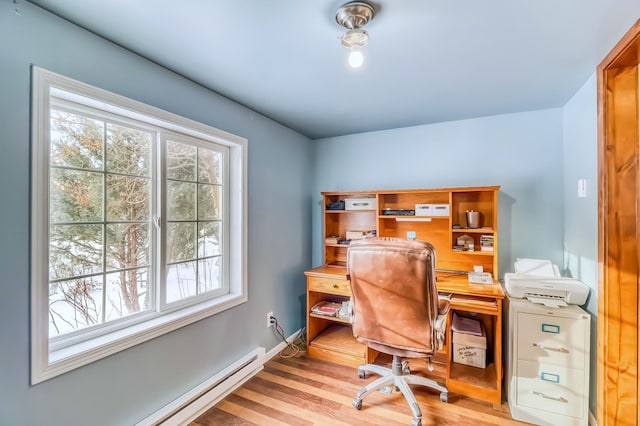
[352,355,448,426]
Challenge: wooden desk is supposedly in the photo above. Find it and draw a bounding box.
[304,266,505,405]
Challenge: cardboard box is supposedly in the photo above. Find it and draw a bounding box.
[345,198,376,210]
[415,204,432,216]
[452,325,487,368]
[430,204,450,217]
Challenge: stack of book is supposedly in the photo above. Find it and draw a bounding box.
[480,235,494,252]
[311,301,342,317]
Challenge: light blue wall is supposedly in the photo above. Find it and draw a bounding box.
[562,72,598,413]
[312,109,566,279]
[0,2,313,425]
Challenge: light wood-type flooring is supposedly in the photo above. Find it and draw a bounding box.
[191,351,530,425]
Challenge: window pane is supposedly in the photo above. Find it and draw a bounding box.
[50,169,103,223]
[166,261,197,303]
[198,256,221,294]
[50,109,103,171]
[198,184,221,220]
[198,222,221,257]
[167,141,196,181]
[167,222,196,263]
[106,123,152,177]
[106,174,151,222]
[105,268,149,321]
[167,181,196,221]
[49,276,103,338]
[198,147,222,184]
[106,224,149,270]
[50,224,103,280]
[165,139,227,305]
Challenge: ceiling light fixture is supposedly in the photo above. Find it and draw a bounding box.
[335,1,375,68]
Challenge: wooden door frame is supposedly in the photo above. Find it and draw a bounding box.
[597,19,640,426]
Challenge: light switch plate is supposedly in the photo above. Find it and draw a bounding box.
[578,178,587,198]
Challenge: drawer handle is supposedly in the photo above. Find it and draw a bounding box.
[332,284,339,289]
[533,343,569,353]
[533,391,568,403]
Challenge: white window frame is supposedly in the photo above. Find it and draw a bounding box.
[31,67,248,384]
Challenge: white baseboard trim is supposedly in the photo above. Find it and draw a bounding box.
[136,329,301,426]
[589,410,597,426]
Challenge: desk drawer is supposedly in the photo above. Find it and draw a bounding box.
[517,312,588,368]
[516,360,586,419]
[308,276,351,296]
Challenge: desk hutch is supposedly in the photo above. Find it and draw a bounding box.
[304,186,505,405]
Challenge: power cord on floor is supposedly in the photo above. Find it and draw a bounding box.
[270,316,307,358]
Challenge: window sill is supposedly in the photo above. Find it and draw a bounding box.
[34,292,247,384]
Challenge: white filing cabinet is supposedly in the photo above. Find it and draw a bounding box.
[506,298,590,426]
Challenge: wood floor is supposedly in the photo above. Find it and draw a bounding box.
[191,353,530,426]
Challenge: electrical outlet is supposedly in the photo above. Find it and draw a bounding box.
[266,311,274,327]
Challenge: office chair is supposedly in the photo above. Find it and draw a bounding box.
[347,237,449,426]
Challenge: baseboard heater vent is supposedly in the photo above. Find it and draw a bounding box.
[137,346,266,426]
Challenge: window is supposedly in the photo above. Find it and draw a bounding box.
[31,67,247,383]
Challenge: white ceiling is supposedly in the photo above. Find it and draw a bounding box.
[27,0,640,139]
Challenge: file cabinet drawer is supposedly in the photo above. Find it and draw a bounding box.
[308,276,351,296]
[517,312,588,368]
[516,360,586,420]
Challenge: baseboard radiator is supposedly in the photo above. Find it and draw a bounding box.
[136,346,266,426]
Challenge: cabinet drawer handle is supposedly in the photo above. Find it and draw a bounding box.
[533,391,568,403]
[332,284,339,289]
[533,343,569,353]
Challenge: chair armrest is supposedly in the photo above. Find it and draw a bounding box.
[435,315,447,350]
[437,298,450,316]
[434,299,450,350]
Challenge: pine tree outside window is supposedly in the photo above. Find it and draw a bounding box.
[31,68,247,383]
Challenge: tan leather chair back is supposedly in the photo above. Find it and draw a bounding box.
[347,237,439,357]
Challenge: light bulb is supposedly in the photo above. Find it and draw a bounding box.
[348,49,364,68]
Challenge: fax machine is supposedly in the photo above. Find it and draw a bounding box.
[504,259,589,307]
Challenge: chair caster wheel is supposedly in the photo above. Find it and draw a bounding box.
[440,392,448,403]
[411,417,422,426]
[358,369,366,379]
[353,398,363,410]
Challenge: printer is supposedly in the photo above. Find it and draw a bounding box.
[504,258,589,307]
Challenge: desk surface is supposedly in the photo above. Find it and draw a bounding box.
[304,265,505,300]
[305,264,505,404]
